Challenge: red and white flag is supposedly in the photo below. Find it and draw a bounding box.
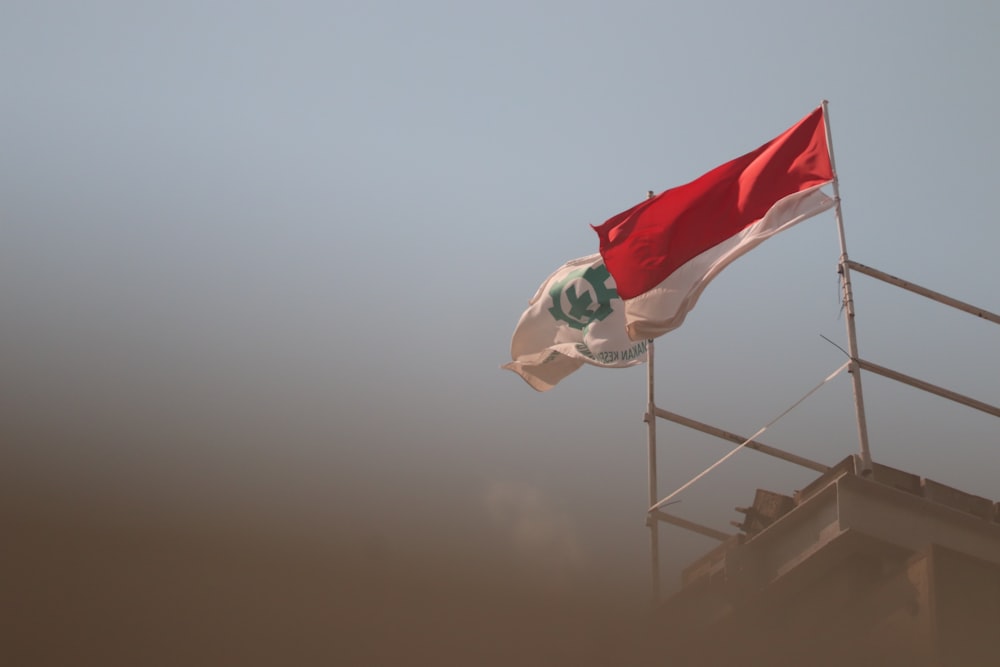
[594,107,835,340]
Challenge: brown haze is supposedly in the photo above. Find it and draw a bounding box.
[3,330,660,666]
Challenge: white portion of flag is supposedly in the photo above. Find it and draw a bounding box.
[622,186,835,340]
[503,254,648,392]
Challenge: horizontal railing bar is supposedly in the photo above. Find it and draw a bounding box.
[847,260,1000,326]
[856,358,1000,419]
[652,407,830,473]
[650,510,732,541]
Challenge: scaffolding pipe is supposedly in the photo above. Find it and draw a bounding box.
[650,510,732,542]
[856,358,1000,419]
[823,100,873,476]
[652,407,830,473]
[846,260,1000,326]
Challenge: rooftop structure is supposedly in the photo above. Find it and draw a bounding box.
[656,456,1000,666]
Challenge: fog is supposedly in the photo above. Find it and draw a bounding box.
[4,1,999,664]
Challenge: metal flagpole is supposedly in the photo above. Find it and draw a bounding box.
[645,336,660,604]
[641,190,661,605]
[822,100,874,476]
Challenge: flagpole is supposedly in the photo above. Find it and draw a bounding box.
[822,100,874,476]
[646,336,660,604]
[641,191,661,605]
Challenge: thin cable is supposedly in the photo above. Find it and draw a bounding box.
[820,334,850,358]
[649,361,850,513]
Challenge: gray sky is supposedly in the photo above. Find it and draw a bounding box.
[4,0,999,626]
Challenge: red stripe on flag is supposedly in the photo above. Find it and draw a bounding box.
[594,107,833,300]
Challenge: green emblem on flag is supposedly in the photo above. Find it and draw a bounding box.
[548,263,619,330]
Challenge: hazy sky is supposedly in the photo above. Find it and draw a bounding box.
[4,0,999,621]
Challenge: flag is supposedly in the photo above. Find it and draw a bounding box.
[503,254,648,391]
[595,106,835,340]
